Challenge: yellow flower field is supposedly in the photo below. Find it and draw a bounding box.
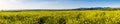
[0,10,120,24]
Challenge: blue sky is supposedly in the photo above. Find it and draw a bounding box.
[0,0,120,10]
[79,0,120,7]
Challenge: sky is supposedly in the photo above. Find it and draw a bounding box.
[0,0,120,10]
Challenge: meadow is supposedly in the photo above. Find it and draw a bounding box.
[0,10,120,24]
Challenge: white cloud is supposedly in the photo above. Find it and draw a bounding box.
[0,0,64,10]
[0,0,23,10]
[0,0,78,10]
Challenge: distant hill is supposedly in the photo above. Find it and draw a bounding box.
[73,7,111,10]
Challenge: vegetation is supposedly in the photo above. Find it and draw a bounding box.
[0,10,120,24]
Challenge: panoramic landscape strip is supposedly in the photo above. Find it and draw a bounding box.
[0,8,120,24]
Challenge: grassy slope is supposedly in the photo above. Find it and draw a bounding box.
[0,10,120,24]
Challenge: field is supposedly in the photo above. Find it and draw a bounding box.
[0,10,120,24]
